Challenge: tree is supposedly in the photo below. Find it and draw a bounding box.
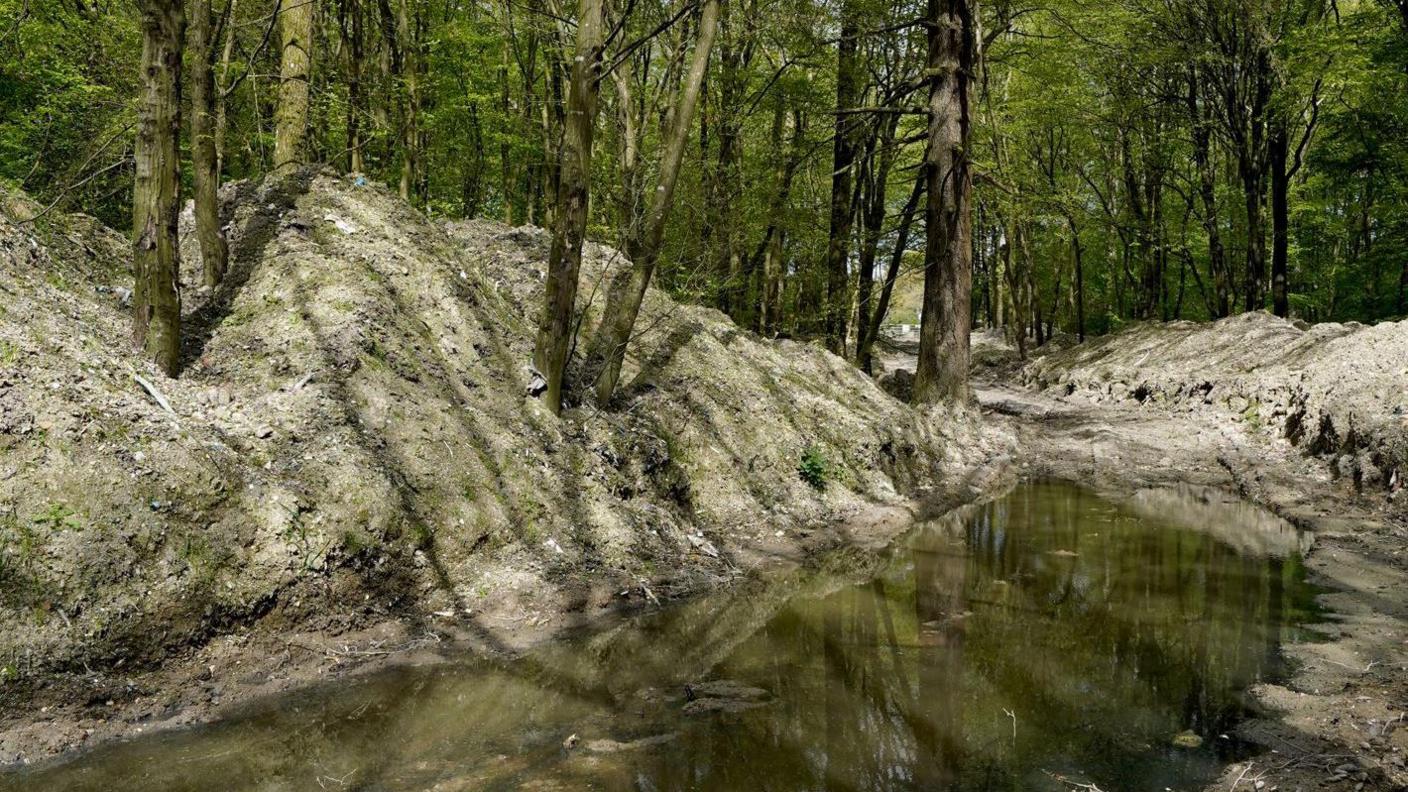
[274,0,314,172]
[821,0,864,353]
[912,0,975,405]
[133,0,186,377]
[533,0,606,415]
[583,0,722,406]
[190,0,228,287]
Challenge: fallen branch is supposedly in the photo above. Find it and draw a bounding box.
[132,371,178,418]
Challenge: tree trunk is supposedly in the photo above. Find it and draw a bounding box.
[532,0,605,414]
[755,105,805,336]
[1069,217,1085,342]
[214,0,238,176]
[822,0,862,354]
[1186,66,1229,318]
[189,0,227,288]
[853,113,898,372]
[1269,119,1290,317]
[859,173,923,372]
[913,0,974,405]
[274,0,314,172]
[133,0,185,377]
[462,101,485,216]
[584,0,720,406]
[338,0,366,173]
[1242,159,1267,313]
[396,0,421,202]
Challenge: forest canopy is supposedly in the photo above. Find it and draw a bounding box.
[2,0,1406,370]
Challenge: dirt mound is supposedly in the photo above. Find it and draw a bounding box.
[0,170,1003,689]
[1023,313,1408,508]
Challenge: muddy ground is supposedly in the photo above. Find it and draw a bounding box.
[974,315,1408,792]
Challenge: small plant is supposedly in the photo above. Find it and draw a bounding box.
[30,502,80,532]
[798,446,829,491]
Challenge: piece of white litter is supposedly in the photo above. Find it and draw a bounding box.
[544,538,564,554]
[132,372,180,424]
[323,213,358,235]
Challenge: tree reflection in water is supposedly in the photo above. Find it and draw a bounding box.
[2,482,1323,792]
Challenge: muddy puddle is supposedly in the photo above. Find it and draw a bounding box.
[0,481,1325,791]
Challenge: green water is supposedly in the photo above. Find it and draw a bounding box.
[1,481,1323,791]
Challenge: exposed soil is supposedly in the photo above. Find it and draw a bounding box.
[0,171,1011,764]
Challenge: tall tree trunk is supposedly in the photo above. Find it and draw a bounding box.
[859,172,923,372]
[189,0,227,287]
[134,0,186,377]
[1269,119,1290,317]
[397,0,421,201]
[1242,157,1267,312]
[1069,217,1085,342]
[462,101,485,216]
[338,0,366,172]
[822,0,862,353]
[274,0,314,172]
[532,0,604,414]
[584,0,720,406]
[214,0,238,176]
[754,105,805,336]
[499,42,514,223]
[1186,66,1228,318]
[707,0,755,319]
[853,113,898,372]
[1239,49,1271,313]
[913,0,974,405]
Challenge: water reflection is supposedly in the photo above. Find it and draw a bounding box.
[1,481,1321,792]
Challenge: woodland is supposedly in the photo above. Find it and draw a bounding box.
[3,0,1407,405]
[4,2,1408,786]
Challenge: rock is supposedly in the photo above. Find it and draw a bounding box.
[1171,730,1203,749]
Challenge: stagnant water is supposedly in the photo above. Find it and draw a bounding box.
[2,481,1324,791]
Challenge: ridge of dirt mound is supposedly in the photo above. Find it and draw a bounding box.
[1023,312,1408,509]
[0,170,1004,699]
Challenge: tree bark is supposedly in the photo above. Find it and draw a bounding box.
[532,0,605,414]
[858,171,923,372]
[913,0,974,405]
[853,112,898,373]
[274,0,314,172]
[1186,66,1229,318]
[584,0,721,406]
[190,0,227,287]
[133,0,185,377]
[1069,216,1085,341]
[1269,119,1290,317]
[337,0,366,172]
[214,0,238,176]
[822,0,862,354]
